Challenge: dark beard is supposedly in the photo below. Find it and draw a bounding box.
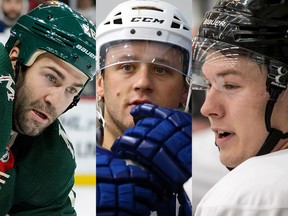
[13,72,58,136]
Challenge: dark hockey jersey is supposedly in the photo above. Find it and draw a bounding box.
[1,120,77,216]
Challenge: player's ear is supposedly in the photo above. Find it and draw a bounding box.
[96,75,104,97]
[9,47,20,71]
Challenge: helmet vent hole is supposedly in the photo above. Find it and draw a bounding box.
[157,31,162,36]
[132,6,163,12]
[113,18,122,24]
[130,29,136,34]
[32,23,75,47]
[174,16,180,21]
[86,64,92,70]
[32,22,49,34]
[184,26,189,31]
[47,15,53,20]
[54,32,75,47]
[171,22,180,29]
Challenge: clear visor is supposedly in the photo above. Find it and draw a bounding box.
[97,40,191,81]
[192,37,270,93]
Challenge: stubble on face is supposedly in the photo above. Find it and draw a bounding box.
[13,72,58,136]
[104,96,134,135]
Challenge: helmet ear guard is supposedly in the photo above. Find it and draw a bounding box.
[65,95,80,112]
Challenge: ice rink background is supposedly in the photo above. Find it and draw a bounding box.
[60,99,96,216]
[74,186,96,216]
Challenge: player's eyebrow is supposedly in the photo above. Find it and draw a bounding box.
[48,66,85,88]
[216,69,242,78]
[203,69,242,80]
[112,54,175,66]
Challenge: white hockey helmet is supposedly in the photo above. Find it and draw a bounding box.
[96,0,192,85]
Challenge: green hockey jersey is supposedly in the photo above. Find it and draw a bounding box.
[1,120,77,216]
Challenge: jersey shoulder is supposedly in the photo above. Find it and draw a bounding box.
[12,119,76,203]
[197,151,288,215]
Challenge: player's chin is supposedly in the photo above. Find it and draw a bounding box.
[125,120,134,129]
[121,117,134,130]
[6,12,20,20]
[220,152,242,169]
[24,121,52,136]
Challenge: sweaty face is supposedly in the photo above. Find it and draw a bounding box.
[13,52,88,136]
[2,0,23,20]
[97,41,188,139]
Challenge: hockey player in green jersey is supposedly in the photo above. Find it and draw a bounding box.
[0,1,96,215]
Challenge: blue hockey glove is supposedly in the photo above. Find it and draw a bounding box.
[96,145,165,216]
[111,103,192,193]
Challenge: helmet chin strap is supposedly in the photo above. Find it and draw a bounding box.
[256,87,288,156]
[63,95,80,113]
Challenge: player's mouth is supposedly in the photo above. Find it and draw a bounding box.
[32,109,49,122]
[129,100,152,106]
[212,128,234,147]
[217,130,231,138]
